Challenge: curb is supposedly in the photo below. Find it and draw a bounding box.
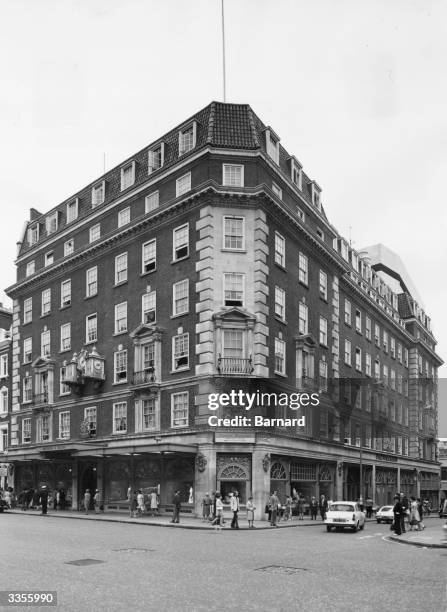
[388,535,447,549]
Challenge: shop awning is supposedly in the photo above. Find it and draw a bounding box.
[75,442,198,457]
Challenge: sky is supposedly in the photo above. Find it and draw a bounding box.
[0,0,446,432]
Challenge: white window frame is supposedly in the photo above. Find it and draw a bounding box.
[172,333,189,371]
[365,316,372,341]
[114,302,128,334]
[115,252,128,284]
[92,181,105,207]
[23,297,32,324]
[178,122,197,156]
[0,387,7,413]
[173,279,189,316]
[84,407,97,436]
[344,299,352,326]
[86,313,98,344]
[60,279,71,308]
[89,223,101,243]
[45,211,58,235]
[86,266,98,297]
[171,391,189,428]
[28,224,39,246]
[176,172,191,197]
[223,272,244,307]
[274,232,285,267]
[291,157,302,190]
[113,401,127,433]
[148,142,165,174]
[118,207,131,228]
[275,286,286,320]
[142,291,156,325]
[298,252,308,285]
[319,270,328,300]
[344,339,352,366]
[145,190,159,213]
[0,355,7,378]
[365,353,372,377]
[274,338,286,375]
[41,330,50,357]
[26,261,35,277]
[355,347,362,372]
[355,309,362,333]
[59,411,70,440]
[23,337,32,364]
[266,129,280,165]
[142,239,156,274]
[66,199,78,223]
[22,418,31,444]
[222,163,244,187]
[60,366,71,396]
[44,251,54,267]
[60,323,71,352]
[223,216,245,251]
[272,182,282,199]
[120,161,135,191]
[41,288,51,314]
[298,302,308,335]
[319,316,328,346]
[173,224,189,261]
[114,350,127,384]
[64,238,74,256]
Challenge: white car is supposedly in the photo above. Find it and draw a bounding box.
[325,501,366,532]
[376,505,394,524]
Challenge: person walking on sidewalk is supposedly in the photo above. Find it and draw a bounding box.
[319,495,328,521]
[39,486,49,515]
[137,490,145,516]
[230,491,240,529]
[212,493,224,531]
[201,493,212,522]
[171,490,181,523]
[149,490,159,516]
[246,496,256,528]
[269,491,280,527]
[392,495,402,535]
[310,496,318,520]
[94,489,102,514]
[84,489,91,515]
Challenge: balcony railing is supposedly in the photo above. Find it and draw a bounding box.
[33,392,50,406]
[217,356,254,375]
[132,368,156,385]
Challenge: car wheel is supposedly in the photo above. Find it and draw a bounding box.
[377,519,381,523]
[352,522,359,532]
[359,523,365,531]
[326,525,332,532]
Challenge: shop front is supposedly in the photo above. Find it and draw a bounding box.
[375,467,397,506]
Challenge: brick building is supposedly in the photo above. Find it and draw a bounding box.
[5,102,443,517]
[0,304,12,490]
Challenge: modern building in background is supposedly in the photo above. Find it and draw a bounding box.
[5,102,443,517]
[0,304,12,490]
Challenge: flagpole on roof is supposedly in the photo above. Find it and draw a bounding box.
[221,0,227,102]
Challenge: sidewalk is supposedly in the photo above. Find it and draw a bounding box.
[6,508,336,530]
[388,520,447,548]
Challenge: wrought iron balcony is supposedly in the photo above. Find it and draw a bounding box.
[216,355,254,375]
[132,368,156,385]
[32,392,50,406]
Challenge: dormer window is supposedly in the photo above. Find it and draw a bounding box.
[265,128,280,165]
[148,142,165,174]
[28,223,39,246]
[311,182,322,210]
[179,122,197,156]
[92,181,105,208]
[26,261,35,277]
[340,240,349,261]
[120,162,135,191]
[45,212,58,235]
[223,164,244,187]
[44,251,54,267]
[66,199,78,223]
[290,157,303,190]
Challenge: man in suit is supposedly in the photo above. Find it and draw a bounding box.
[39,486,49,515]
[319,495,328,520]
[230,491,240,529]
[171,490,181,523]
[269,491,280,527]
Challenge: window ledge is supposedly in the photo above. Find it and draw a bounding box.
[114,280,128,288]
[274,262,286,272]
[298,280,309,289]
[84,341,97,346]
[112,381,128,386]
[274,315,287,325]
[171,255,190,265]
[113,331,128,337]
[220,249,246,254]
[40,313,51,319]
[112,430,128,435]
[60,304,71,310]
[171,312,189,319]
[84,294,98,301]
[22,321,32,326]
[274,371,287,378]
[170,368,190,374]
[140,269,157,278]
[59,349,71,355]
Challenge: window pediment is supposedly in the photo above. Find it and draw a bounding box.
[213,307,256,326]
[294,333,318,349]
[129,324,164,342]
[32,356,55,370]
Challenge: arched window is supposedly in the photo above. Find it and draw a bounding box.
[270,462,287,480]
[220,465,247,480]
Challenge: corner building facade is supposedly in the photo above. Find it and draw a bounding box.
[6,102,443,517]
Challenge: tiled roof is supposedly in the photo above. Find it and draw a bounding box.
[398,293,413,319]
[208,102,260,149]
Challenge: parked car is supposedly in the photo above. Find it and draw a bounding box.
[375,505,394,524]
[439,499,447,518]
[325,501,366,532]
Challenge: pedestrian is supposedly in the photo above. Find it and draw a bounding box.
[149,490,159,516]
[246,496,256,528]
[26,488,34,510]
[310,496,318,520]
[297,495,305,520]
[39,486,49,515]
[408,496,420,531]
[265,499,272,523]
[4,488,12,509]
[269,490,280,527]
[94,489,101,514]
[417,498,425,531]
[137,490,145,516]
[201,492,212,522]
[53,490,58,511]
[84,489,91,515]
[212,492,224,531]
[284,495,292,521]
[127,486,133,516]
[230,491,240,529]
[319,495,328,521]
[392,494,402,535]
[400,493,408,534]
[365,497,373,519]
[59,489,66,511]
[171,490,181,523]
[130,491,138,518]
